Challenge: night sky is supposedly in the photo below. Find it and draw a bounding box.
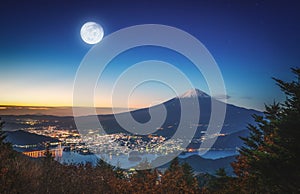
[0,0,299,110]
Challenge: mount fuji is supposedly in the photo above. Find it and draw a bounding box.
[75,88,262,149]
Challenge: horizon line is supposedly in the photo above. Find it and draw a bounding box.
[0,104,140,109]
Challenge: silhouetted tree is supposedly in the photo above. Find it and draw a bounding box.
[182,162,195,185]
[206,168,232,193]
[0,117,9,148]
[44,142,53,160]
[161,157,200,193]
[232,67,300,193]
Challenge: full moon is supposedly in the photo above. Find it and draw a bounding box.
[80,22,104,44]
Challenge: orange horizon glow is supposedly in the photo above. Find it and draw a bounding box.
[0,103,141,109]
[0,90,166,109]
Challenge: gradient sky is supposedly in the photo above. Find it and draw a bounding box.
[0,0,299,110]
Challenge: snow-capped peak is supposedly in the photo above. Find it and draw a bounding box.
[179,89,210,98]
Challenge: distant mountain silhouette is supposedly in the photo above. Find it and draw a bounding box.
[158,154,237,175]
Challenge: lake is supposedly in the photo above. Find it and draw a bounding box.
[58,150,238,169]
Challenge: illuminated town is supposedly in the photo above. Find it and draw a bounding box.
[7,116,231,160]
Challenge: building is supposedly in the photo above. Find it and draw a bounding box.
[20,143,63,159]
[5,130,63,159]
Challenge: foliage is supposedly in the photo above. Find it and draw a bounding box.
[0,148,201,193]
[231,68,300,193]
[160,157,200,193]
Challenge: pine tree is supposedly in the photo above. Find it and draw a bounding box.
[44,142,53,160]
[206,168,232,193]
[161,157,200,193]
[0,117,7,147]
[182,162,195,185]
[168,157,180,173]
[232,67,300,193]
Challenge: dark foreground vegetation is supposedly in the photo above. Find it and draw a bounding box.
[1,68,299,193]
